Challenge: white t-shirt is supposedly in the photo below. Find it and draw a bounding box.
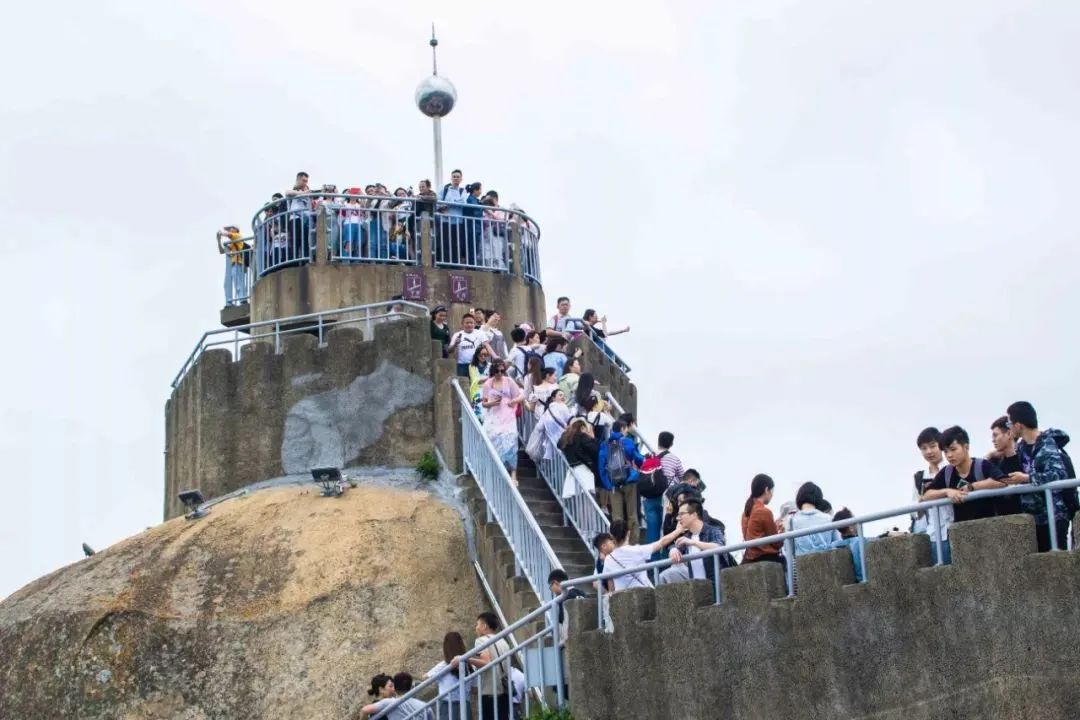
[452,330,486,364]
[425,660,474,698]
[473,635,512,696]
[684,532,706,579]
[603,544,654,592]
[510,667,525,705]
[368,697,432,720]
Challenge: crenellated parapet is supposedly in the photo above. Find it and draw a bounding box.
[164,316,455,519]
[566,514,1080,720]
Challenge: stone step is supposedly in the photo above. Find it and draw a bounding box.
[523,499,563,516]
[533,511,566,527]
[542,525,581,541]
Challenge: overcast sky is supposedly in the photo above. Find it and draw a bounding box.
[2,1,1078,598]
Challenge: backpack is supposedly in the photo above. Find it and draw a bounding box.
[637,451,671,499]
[605,438,630,487]
[1056,446,1080,517]
[942,460,986,488]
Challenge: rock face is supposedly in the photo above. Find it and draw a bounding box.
[0,483,484,720]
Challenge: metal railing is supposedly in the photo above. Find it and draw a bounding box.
[585,329,631,375]
[370,598,566,720]
[566,479,1080,631]
[452,380,563,601]
[518,410,609,559]
[171,300,429,389]
[605,393,653,454]
[221,242,254,306]
[248,192,542,278]
[328,202,420,264]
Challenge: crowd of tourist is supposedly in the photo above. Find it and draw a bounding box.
[583,399,1078,620]
[357,614,526,720]
[216,170,540,306]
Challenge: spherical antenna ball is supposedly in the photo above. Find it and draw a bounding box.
[415,75,458,118]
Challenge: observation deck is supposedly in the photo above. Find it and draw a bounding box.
[219,193,544,328]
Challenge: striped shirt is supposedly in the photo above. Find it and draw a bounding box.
[660,451,685,484]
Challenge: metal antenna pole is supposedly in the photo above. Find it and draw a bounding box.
[430,24,443,188]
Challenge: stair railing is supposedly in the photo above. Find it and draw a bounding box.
[518,411,610,559]
[452,380,563,601]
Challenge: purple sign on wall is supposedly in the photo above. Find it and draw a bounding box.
[402,271,426,301]
[449,274,471,304]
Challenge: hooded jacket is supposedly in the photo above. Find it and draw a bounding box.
[1016,428,1071,524]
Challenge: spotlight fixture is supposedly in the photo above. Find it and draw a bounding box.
[178,488,209,520]
[311,467,346,497]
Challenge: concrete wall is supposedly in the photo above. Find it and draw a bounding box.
[566,514,1080,720]
[164,316,446,518]
[250,261,547,334]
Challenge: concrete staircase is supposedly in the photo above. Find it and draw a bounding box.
[465,444,596,624]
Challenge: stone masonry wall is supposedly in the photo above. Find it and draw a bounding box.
[164,316,445,519]
[566,514,1080,720]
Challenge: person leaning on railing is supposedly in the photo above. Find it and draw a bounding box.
[741,474,784,566]
[215,225,249,306]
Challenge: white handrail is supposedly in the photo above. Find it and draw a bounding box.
[518,411,610,559]
[171,299,429,388]
[452,380,563,601]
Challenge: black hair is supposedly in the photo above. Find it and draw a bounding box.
[542,367,557,379]
[991,415,1011,433]
[744,473,775,517]
[368,673,392,698]
[545,337,566,354]
[833,507,856,538]
[611,420,626,435]
[557,296,570,304]
[462,313,475,323]
[618,413,635,427]
[392,672,414,694]
[916,427,942,448]
[471,346,491,367]
[680,499,704,520]
[658,431,674,449]
[510,327,526,343]
[574,374,595,408]
[583,309,597,321]
[610,519,629,543]
[592,532,613,550]
[581,395,598,413]
[1007,401,1038,430]
[477,611,501,632]
[431,305,446,317]
[271,192,284,200]
[795,482,828,512]
[451,168,462,175]
[683,468,700,483]
[833,507,853,523]
[526,330,540,344]
[296,171,309,178]
[940,425,970,449]
[548,569,569,584]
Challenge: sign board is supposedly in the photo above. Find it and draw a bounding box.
[402,271,426,301]
[449,274,471,304]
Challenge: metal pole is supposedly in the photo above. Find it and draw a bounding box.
[550,602,565,707]
[712,555,722,605]
[458,661,467,720]
[933,506,945,565]
[784,539,795,597]
[856,522,868,583]
[1045,489,1059,551]
[433,116,444,189]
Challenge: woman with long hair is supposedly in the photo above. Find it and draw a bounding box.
[468,346,492,420]
[481,358,524,484]
[558,356,582,402]
[539,389,572,461]
[741,474,784,564]
[426,632,473,720]
[559,418,599,499]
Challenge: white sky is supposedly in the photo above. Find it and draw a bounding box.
[2,0,1079,598]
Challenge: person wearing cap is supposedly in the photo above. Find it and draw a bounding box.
[216,225,249,306]
[430,305,450,358]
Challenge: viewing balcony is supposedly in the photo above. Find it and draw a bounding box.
[219,193,542,327]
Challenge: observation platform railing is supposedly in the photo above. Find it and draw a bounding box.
[375,478,1080,719]
[221,241,254,307]
[248,193,542,283]
[171,299,429,389]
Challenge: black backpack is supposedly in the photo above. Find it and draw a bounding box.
[637,451,671,499]
[1057,447,1080,518]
